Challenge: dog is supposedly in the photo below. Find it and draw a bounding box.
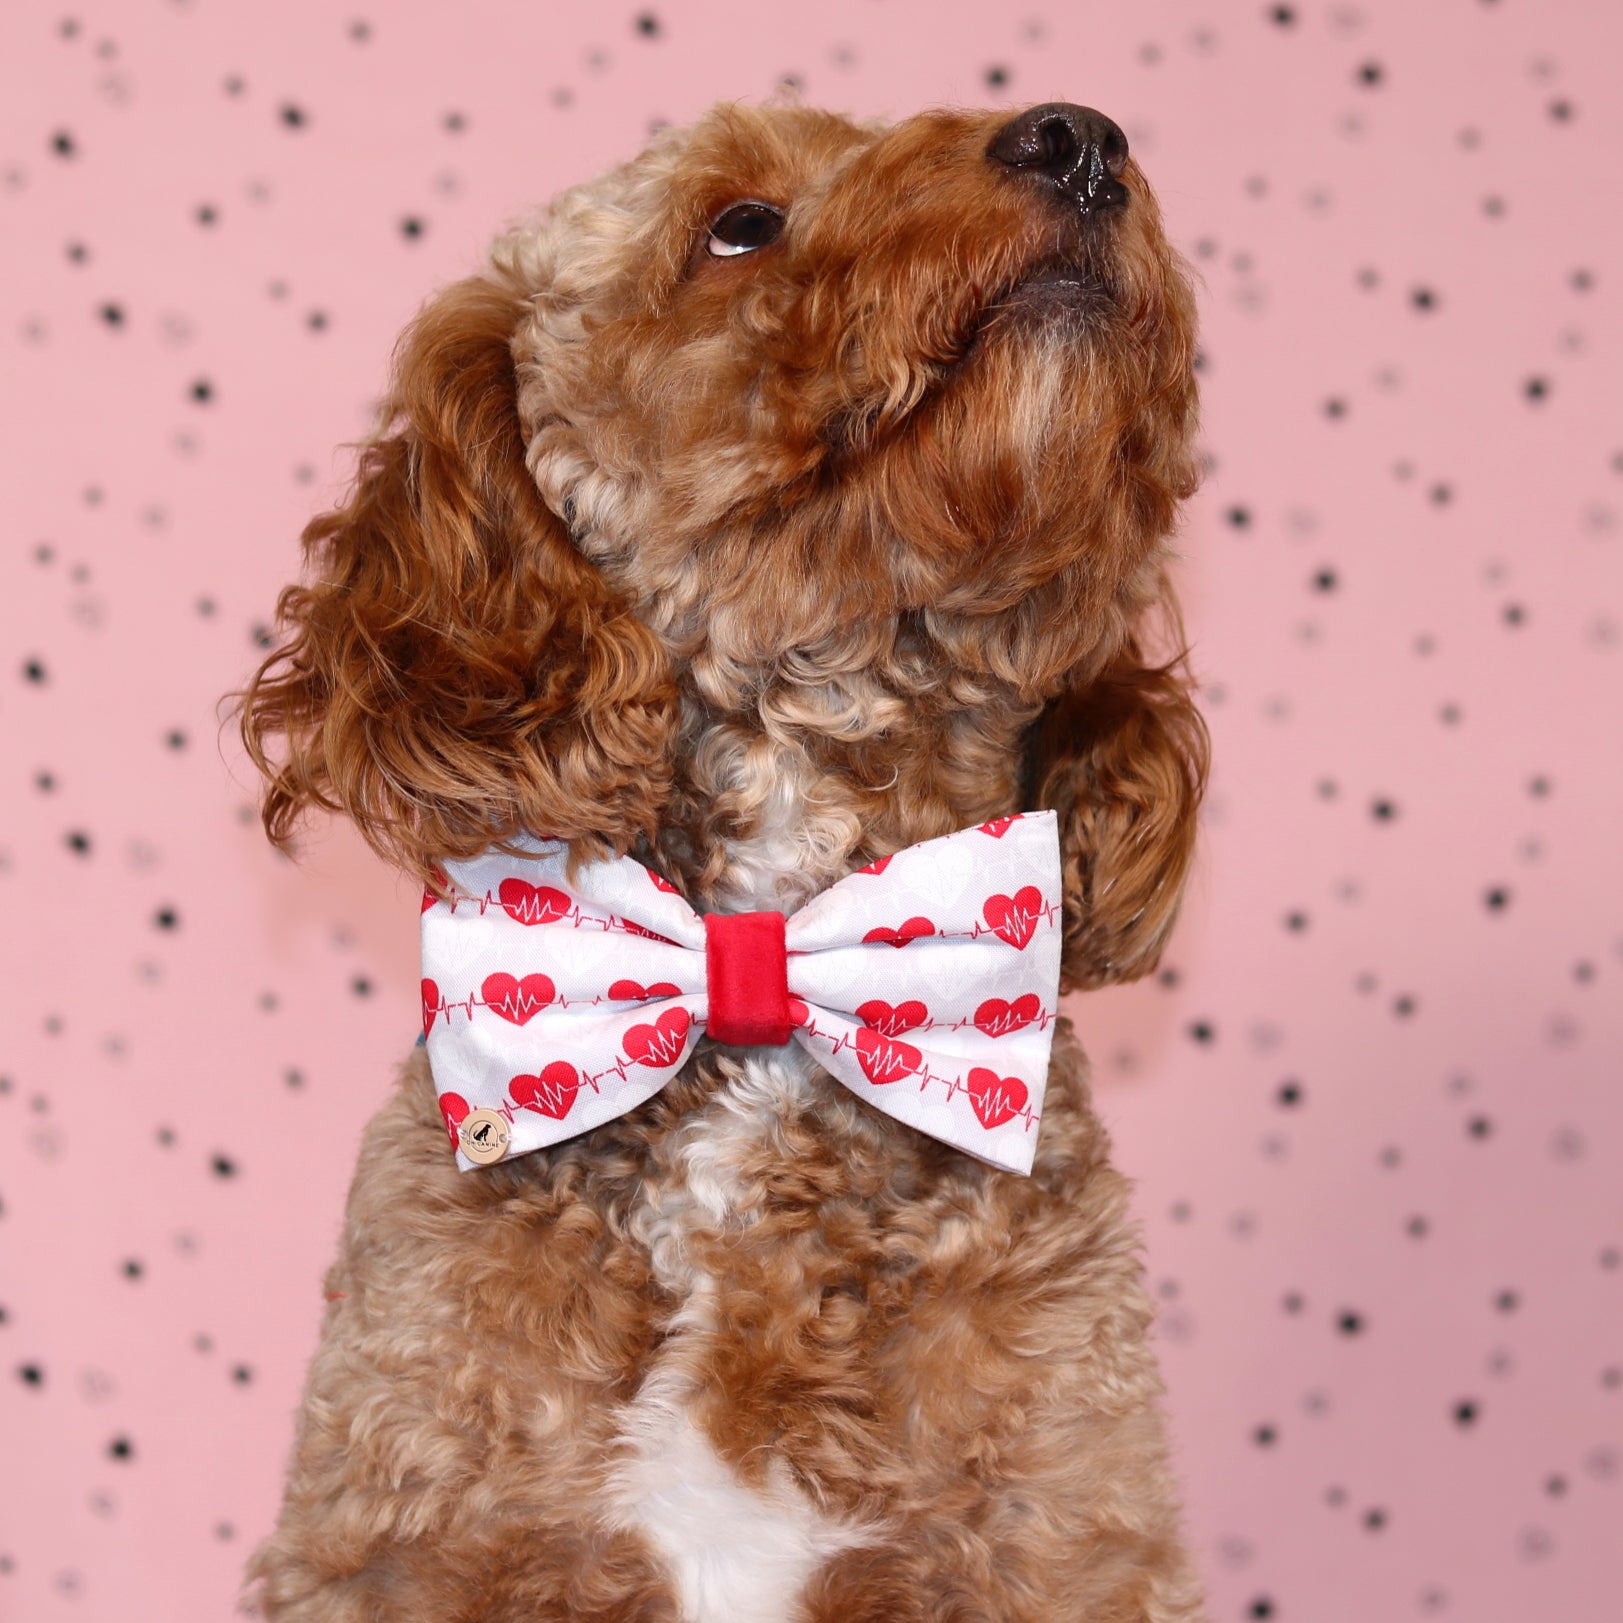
[238,98,1209,1622]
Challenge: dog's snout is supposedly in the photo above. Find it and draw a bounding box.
[987,103,1130,215]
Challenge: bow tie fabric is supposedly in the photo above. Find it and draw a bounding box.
[420,810,1063,1175]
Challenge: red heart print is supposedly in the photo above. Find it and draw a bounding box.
[854,1028,922,1086]
[644,869,681,895]
[422,866,449,912]
[481,972,556,1025]
[964,1067,1029,1129]
[498,879,571,927]
[862,916,936,949]
[437,1091,470,1150]
[856,855,893,876]
[857,999,929,1037]
[510,1063,581,1120]
[623,1007,692,1069]
[983,887,1043,950]
[972,993,1041,1038]
[609,978,683,1002]
[421,978,441,1036]
[978,816,1018,839]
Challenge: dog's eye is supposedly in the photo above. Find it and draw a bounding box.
[705,202,785,258]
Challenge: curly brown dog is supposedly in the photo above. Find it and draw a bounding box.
[239,98,1209,1622]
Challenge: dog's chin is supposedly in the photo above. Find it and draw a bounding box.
[995,261,1113,326]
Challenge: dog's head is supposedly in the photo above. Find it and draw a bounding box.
[240,101,1207,990]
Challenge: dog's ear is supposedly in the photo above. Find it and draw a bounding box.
[237,275,677,880]
[1027,629,1208,992]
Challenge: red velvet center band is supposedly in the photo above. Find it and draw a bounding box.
[704,910,792,1047]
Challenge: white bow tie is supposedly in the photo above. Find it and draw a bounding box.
[421,810,1062,1175]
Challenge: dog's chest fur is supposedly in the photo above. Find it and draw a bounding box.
[608,1049,874,1622]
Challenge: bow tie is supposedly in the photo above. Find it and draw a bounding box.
[420,811,1062,1175]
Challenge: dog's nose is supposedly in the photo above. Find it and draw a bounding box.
[987,103,1130,215]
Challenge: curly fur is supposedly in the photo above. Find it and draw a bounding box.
[237,98,1210,1621]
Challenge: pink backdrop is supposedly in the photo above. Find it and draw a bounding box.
[2,2,1619,1619]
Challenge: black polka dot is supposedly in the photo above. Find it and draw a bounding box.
[1406,1215,1430,1238]
[1269,5,1295,23]
[1226,505,1252,528]
[1356,62,1384,87]
[985,64,1010,89]
[17,1363,43,1387]
[51,130,77,158]
[1285,911,1309,931]
[1484,886,1511,911]
[1502,602,1527,627]
[1276,1081,1304,1106]
[1337,1309,1366,1335]
[1545,1474,1568,1496]
[1453,1399,1480,1426]
[22,657,48,684]
[279,103,307,128]
[121,1259,142,1280]
[1523,377,1549,403]
[211,1153,238,1178]
[442,111,466,132]
[107,1436,133,1461]
[1547,98,1574,122]
[1253,1423,1278,1446]
[153,906,178,930]
[1312,567,1338,592]
[99,302,124,327]
[1323,397,1348,419]
[64,830,91,856]
[399,216,425,240]
[350,976,373,998]
[1371,798,1397,821]
[231,1364,253,1384]
[165,730,186,750]
[1187,1020,1215,1044]
[1467,1115,1494,1139]
[189,379,213,404]
[634,11,661,35]
[1411,287,1438,311]
[1364,1507,1387,1531]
